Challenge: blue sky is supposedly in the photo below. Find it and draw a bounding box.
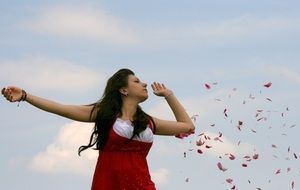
[0,1,299,189]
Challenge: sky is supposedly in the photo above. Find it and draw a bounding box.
[0,0,299,189]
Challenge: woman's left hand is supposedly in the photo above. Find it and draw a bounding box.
[151,82,173,98]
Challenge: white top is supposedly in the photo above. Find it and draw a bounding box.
[113,118,154,143]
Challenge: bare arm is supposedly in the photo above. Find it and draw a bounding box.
[151,82,195,136]
[2,86,96,122]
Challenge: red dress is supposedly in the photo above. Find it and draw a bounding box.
[91,118,156,190]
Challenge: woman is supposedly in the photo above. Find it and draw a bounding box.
[1,68,195,190]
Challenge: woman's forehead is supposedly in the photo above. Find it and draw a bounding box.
[128,74,139,80]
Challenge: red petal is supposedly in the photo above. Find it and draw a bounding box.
[217,162,228,172]
[205,83,211,89]
[226,178,233,184]
[263,82,272,88]
[266,98,272,102]
[253,154,259,160]
[242,163,248,167]
[197,149,203,154]
[205,145,212,149]
[196,139,205,146]
[275,169,281,175]
[292,181,295,189]
[229,154,236,160]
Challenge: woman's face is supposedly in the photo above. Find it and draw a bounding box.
[124,74,148,102]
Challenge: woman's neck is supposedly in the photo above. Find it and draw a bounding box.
[120,99,138,120]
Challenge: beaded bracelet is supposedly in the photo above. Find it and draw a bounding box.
[19,90,27,101]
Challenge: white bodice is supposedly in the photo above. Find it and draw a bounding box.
[113,118,154,143]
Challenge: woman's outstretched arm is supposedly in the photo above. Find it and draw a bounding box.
[150,82,195,136]
[2,86,96,122]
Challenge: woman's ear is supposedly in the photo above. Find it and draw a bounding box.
[119,88,128,96]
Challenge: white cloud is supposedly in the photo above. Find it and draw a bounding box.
[0,56,105,93]
[29,121,98,175]
[151,168,169,186]
[142,15,300,47]
[191,15,298,40]
[25,5,139,45]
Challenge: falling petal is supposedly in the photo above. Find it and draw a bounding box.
[217,162,228,172]
[237,140,241,146]
[266,98,272,102]
[214,137,223,142]
[205,145,212,149]
[210,124,215,127]
[290,124,296,128]
[294,153,298,159]
[226,178,233,184]
[263,82,272,88]
[196,139,205,146]
[251,129,257,133]
[205,83,211,89]
[218,132,223,137]
[275,169,281,175]
[242,163,248,167]
[197,149,203,154]
[287,167,291,172]
[249,94,255,99]
[253,154,259,160]
[229,154,236,160]
[224,109,228,117]
[272,144,277,148]
[292,181,295,189]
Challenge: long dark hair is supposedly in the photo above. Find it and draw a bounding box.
[78,68,154,155]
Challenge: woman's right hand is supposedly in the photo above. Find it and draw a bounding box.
[1,86,23,102]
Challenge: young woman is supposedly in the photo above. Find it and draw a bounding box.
[1,68,195,190]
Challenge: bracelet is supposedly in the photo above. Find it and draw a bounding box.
[19,90,27,102]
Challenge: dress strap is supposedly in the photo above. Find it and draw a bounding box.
[148,117,156,134]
